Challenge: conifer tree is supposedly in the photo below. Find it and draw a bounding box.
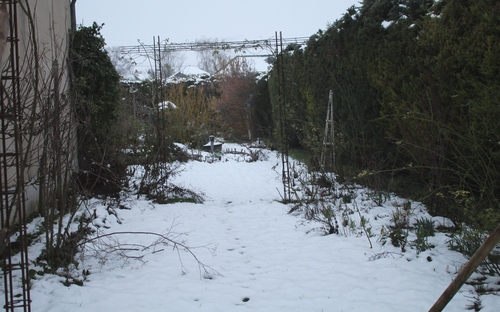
[71,22,121,169]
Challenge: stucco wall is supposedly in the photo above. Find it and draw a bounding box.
[18,0,71,54]
[1,0,74,217]
[26,0,75,213]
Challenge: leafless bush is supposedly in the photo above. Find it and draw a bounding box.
[247,148,268,162]
[286,164,340,235]
[379,200,413,252]
[304,200,340,235]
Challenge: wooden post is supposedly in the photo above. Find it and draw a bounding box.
[429,223,500,312]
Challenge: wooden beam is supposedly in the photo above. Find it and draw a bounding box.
[429,223,500,311]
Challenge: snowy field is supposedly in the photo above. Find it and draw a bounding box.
[6,144,500,311]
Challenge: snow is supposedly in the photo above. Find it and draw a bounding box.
[158,100,177,110]
[4,144,500,311]
[382,20,392,29]
[177,65,210,77]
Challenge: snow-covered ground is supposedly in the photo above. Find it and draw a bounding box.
[6,144,500,311]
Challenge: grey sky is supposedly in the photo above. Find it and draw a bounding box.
[76,0,360,47]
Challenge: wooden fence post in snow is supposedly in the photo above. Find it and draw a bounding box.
[429,223,500,312]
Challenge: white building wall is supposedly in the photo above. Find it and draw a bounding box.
[1,0,74,216]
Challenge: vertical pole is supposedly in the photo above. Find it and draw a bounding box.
[209,135,214,154]
[157,36,163,98]
[157,36,165,160]
[329,90,335,168]
[276,31,290,202]
[321,90,335,171]
[70,0,77,32]
[1,0,31,310]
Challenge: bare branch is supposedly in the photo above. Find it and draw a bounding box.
[80,230,222,278]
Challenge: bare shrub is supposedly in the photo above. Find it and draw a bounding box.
[379,201,413,252]
[303,200,339,235]
[287,164,340,235]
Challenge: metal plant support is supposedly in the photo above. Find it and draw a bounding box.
[275,31,291,203]
[119,36,308,56]
[320,90,335,171]
[0,1,31,311]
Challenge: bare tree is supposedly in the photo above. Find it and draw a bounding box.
[196,38,231,74]
[108,45,187,81]
[108,46,137,80]
[218,57,258,140]
[160,48,186,78]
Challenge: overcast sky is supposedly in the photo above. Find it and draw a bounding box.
[76,0,360,47]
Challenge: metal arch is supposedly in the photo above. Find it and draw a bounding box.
[116,36,310,57]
